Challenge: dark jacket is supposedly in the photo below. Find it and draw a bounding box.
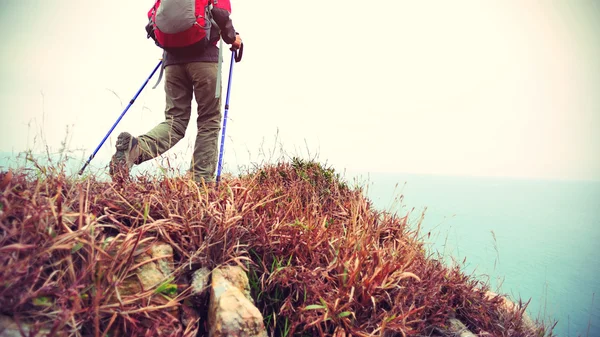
[163,6,237,66]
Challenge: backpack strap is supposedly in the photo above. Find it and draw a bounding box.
[215,38,223,98]
[152,52,166,89]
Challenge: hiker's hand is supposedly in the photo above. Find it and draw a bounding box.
[231,35,242,51]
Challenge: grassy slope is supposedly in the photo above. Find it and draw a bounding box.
[0,159,554,336]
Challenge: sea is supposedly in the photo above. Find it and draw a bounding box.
[347,171,600,337]
[1,153,599,336]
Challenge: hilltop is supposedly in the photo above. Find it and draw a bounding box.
[0,159,554,336]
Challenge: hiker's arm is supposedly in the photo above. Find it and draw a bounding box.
[212,7,238,45]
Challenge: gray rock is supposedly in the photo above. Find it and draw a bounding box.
[191,267,211,298]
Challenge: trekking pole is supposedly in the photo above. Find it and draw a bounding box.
[78,60,163,175]
[216,44,243,185]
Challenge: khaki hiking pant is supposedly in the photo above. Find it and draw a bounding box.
[136,62,222,182]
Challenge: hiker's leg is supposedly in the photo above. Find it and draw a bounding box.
[136,64,192,164]
[187,62,221,182]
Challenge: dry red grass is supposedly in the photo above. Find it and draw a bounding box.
[0,159,555,336]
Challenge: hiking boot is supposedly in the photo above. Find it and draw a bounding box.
[109,132,139,182]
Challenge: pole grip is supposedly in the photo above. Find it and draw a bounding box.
[234,43,243,63]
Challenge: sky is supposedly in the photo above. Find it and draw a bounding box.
[0,0,599,181]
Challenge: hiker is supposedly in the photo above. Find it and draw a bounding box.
[109,0,242,184]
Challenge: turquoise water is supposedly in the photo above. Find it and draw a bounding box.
[348,172,600,337]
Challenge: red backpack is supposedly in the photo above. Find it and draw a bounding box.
[145,0,231,52]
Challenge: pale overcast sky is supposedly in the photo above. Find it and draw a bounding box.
[0,0,599,180]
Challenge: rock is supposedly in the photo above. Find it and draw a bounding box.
[0,315,52,337]
[103,238,174,297]
[208,266,267,337]
[136,242,174,292]
[485,291,537,333]
[215,265,254,303]
[185,268,212,337]
[101,238,179,333]
[191,267,211,304]
[447,318,478,337]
